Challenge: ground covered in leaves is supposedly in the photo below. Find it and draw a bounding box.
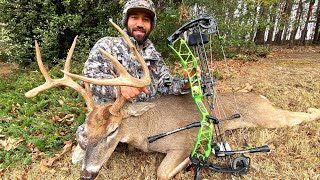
[1,46,320,179]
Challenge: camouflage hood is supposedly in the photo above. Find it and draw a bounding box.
[122,0,157,32]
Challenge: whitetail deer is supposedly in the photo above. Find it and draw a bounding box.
[26,21,320,180]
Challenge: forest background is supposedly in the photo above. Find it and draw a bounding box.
[1,0,320,66]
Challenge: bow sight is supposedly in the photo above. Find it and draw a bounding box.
[148,16,270,179]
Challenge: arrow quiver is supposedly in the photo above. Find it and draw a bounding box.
[165,16,270,179]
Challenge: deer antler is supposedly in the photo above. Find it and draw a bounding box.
[27,19,150,125]
[62,19,151,117]
[25,36,95,112]
[62,19,150,87]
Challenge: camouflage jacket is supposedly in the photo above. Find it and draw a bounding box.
[84,35,187,104]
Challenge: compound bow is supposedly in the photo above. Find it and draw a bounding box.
[148,16,270,179]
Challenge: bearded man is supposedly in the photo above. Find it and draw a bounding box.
[83,0,189,104]
[73,0,191,165]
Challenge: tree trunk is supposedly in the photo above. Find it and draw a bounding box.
[312,0,320,44]
[283,0,293,44]
[290,0,303,46]
[267,3,279,44]
[275,2,286,44]
[250,6,259,41]
[275,0,293,45]
[267,16,275,43]
[254,3,267,44]
[300,0,315,45]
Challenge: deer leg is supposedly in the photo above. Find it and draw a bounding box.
[157,150,190,180]
[224,108,320,130]
[267,108,320,128]
[307,108,320,121]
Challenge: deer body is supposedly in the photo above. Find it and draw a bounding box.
[76,92,320,180]
[120,94,200,153]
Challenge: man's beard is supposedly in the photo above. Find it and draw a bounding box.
[127,27,150,45]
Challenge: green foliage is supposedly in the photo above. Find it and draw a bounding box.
[223,42,272,62]
[0,0,122,66]
[0,64,87,170]
[150,2,181,65]
[0,0,275,66]
[0,23,10,62]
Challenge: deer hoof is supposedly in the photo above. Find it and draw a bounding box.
[307,108,320,120]
[307,108,320,114]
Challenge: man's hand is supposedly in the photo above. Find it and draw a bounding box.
[182,61,201,90]
[182,57,201,78]
[120,86,149,100]
[182,65,201,78]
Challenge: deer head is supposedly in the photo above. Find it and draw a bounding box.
[26,20,150,179]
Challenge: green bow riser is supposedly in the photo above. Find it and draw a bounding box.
[168,38,213,161]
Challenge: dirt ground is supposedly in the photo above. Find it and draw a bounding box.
[0,62,18,75]
[1,46,320,179]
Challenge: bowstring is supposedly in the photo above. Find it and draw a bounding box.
[215,26,242,154]
[197,23,232,164]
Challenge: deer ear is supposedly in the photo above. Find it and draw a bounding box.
[121,102,155,118]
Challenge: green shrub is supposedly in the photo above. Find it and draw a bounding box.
[0,64,87,170]
[0,0,122,66]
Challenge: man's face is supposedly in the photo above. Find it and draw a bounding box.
[127,11,152,45]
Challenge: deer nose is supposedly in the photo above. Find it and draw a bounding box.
[80,169,98,180]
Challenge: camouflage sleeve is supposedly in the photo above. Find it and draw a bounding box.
[83,37,117,103]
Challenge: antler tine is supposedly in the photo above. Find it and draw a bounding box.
[25,40,53,98]
[108,19,149,83]
[35,40,51,82]
[64,35,78,73]
[61,19,150,88]
[109,71,127,117]
[25,38,94,112]
[107,19,151,117]
[83,70,93,101]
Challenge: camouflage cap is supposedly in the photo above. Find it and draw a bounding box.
[122,0,157,31]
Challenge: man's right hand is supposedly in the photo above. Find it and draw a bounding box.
[120,86,149,100]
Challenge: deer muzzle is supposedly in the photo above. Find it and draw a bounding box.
[80,169,99,180]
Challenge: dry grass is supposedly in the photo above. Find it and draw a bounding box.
[2,46,320,179]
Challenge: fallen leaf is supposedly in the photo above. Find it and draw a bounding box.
[40,160,48,173]
[16,169,27,180]
[58,99,64,105]
[238,83,253,92]
[1,136,25,152]
[51,114,75,124]
[0,137,21,151]
[26,142,34,151]
[39,140,73,173]
[16,136,24,145]
[11,104,16,113]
